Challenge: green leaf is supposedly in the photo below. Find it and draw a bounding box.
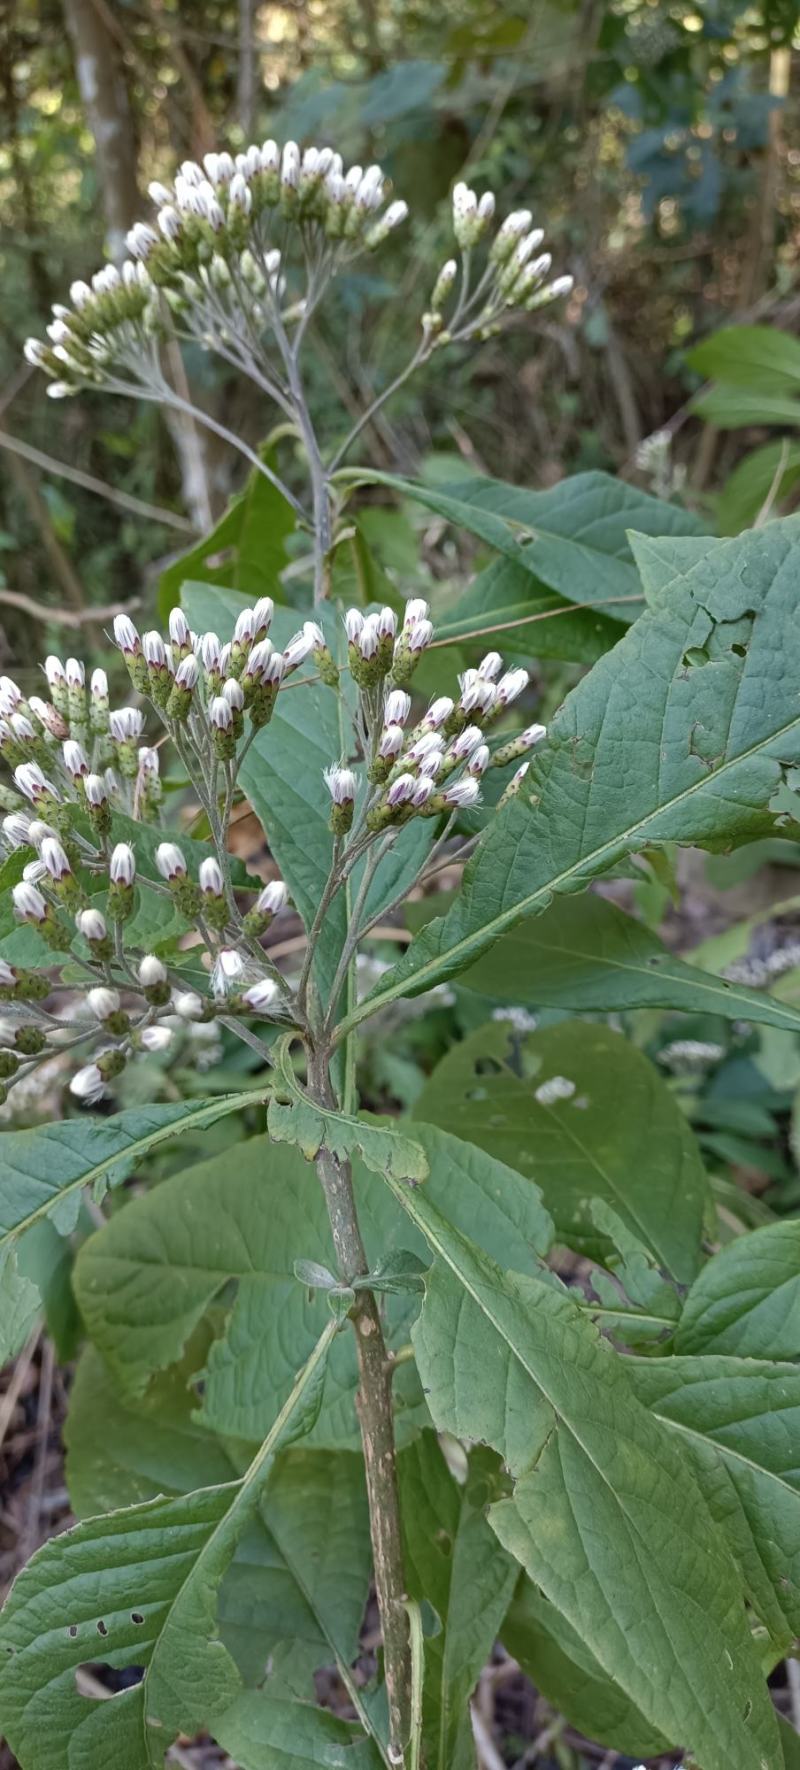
[214,1691,383,1770]
[690,386,800,429]
[502,1580,668,1759]
[676,1222,800,1358]
[65,1347,374,1716]
[628,1354,800,1649]
[780,1715,800,1769]
[158,467,295,617]
[718,442,800,536]
[0,1091,264,1323]
[399,1434,518,1770]
[73,1135,426,1448]
[442,891,800,1033]
[436,556,621,664]
[338,468,705,623]
[0,1321,337,1770]
[342,515,800,1031]
[377,1139,781,1770]
[0,1247,39,1364]
[687,326,800,392]
[415,1021,709,1282]
[268,1036,428,1185]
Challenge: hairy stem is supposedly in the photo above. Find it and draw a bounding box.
[307,1044,411,1758]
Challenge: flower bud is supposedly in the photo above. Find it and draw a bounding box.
[138,1024,173,1053]
[168,607,192,660]
[443,777,481,810]
[70,1063,105,1105]
[156,842,186,881]
[491,723,546,768]
[138,952,170,1006]
[90,668,109,733]
[12,881,47,923]
[199,855,228,930]
[392,614,434,687]
[44,656,69,716]
[76,906,112,959]
[242,978,280,1013]
[303,620,339,688]
[62,739,88,781]
[251,597,274,639]
[173,990,205,1021]
[3,813,32,850]
[166,653,198,720]
[200,630,223,690]
[210,694,236,760]
[324,765,357,836]
[490,209,534,264]
[108,842,136,922]
[468,743,490,777]
[282,627,316,675]
[88,986,129,1034]
[498,761,530,807]
[384,689,412,726]
[110,706,146,777]
[243,877,288,936]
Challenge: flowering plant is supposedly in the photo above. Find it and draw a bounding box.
[2,136,800,1770]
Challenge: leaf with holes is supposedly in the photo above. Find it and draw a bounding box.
[415,1020,709,1282]
[375,1134,781,1770]
[341,516,800,1032]
[0,1322,337,1770]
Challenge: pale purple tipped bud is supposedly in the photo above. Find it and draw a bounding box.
[377,606,397,639]
[497,667,529,706]
[478,192,496,222]
[511,761,529,788]
[468,744,490,777]
[22,860,46,884]
[386,772,415,808]
[76,907,107,942]
[303,620,325,649]
[228,172,252,213]
[406,731,444,768]
[156,842,186,881]
[233,608,255,644]
[15,763,58,804]
[63,740,88,779]
[24,338,47,366]
[260,139,280,173]
[88,986,120,1021]
[0,676,22,708]
[173,990,204,1020]
[110,707,145,742]
[242,978,280,1012]
[252,597,274,635]
[407,619,433,654]
[424,696,454,729]
[261,650,285,685]
[548,275,574,300]
[215,948,245,990]
[281,141,300,189]
[65,658,85,689]
[138,747,159,778]
[168,608,190,648]
[143,630,167,667]
[13,881,47,921]
[460,676,496,716]
[357,615,380,661]
[139,954,167,986]
[40,837,71,880]
[384,689,412,725]
[521,723,547,748]
[91,667,108,700]
[84,773,107,807]
[10,714,34,742]
[283,628,315,670]
[200,631,222,671]
[450,724,483,761]
[0,959,15,986]
[478,652,503,681]
[158,206,182,241]
[411,774,436,808]
[70,1063,105,1104]
[210,696,233,732]
[148,180,173,207]
[140,1025,173,1053]
[403,599,429,631]
[199,856,224,896]
[324,765,357,806]
[256,880,288,915]
[222,677,244,711]
[379,724,404,760]
[444,778,481,809]
[113,614,140,654]
[175,654,198,690]
[110,843,136,885]
[3,813,31,849]
[344,608,364,644]
[44,657,65,692]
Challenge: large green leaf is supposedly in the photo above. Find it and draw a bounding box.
[268,1034,428,1183]
[502,1580,668,1759]
[399,1434,518,1770]
[415,1021,709,1281]
[687,326,800,392]
[676,1222,800,1358]
[74,1136,424,1448]
[158,466,295,617]
[214,1691,383,1770]
[690,387,800,429]
[0,1321,338,1770]
[66,1346,373,1710]
[339,468,705,622]
[438,890,800,1032]
[435,556,621,664]
[376,1135,781,1770]
[341,515,800,1032]
[628,1354,800,1649]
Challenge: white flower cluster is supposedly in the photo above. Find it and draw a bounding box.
[421,184,573,346]
[23,139,408,401]
[322,599,545,837]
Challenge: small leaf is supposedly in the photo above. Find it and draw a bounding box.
[294,1259,338,1291]
[268,1036,428,1186]
[676,1221,800,1358]
[214,1691,384,1770]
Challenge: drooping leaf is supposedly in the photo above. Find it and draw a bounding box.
[65,1346,373,1712]
[415,1021,709,1281]
[376,1137,781,1770]
[339,468,705,623]
[628,1354,800,1650]
[676,1222,800,1358]
[435,556,620,664]
[214,1691,383,1770]
[74,1135,427,1447]
[690,387,800,428]
[427,890,800,1033]
[0,1322,337,1770]
[268,1036,428,1184]
[502,1580,669,1759]
[342,515,800,1031]
[686,325,800,392]
[399,1434,518,1770]
[158,466,295,617]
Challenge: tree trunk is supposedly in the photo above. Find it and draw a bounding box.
[61,0,140,265]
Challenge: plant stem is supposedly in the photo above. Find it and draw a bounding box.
[307,1044,411,1759]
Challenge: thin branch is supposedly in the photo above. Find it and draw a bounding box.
[0,587,143,628]
[0,427,196,533]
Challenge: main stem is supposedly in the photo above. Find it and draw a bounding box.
[307,1044,411,1759]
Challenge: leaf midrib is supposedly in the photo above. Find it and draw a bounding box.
[0,1090,266,1251]
[340,705,800,1035]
